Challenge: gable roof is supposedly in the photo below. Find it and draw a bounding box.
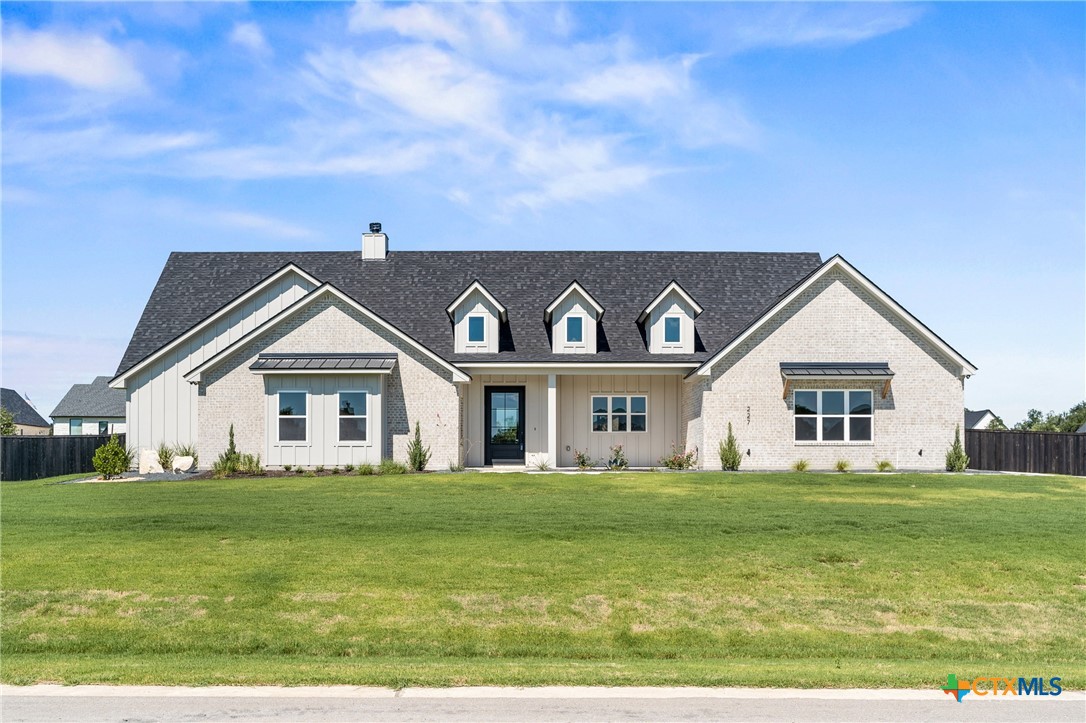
[691,255,978,378]
[637,280,704,323]
[445,280,507,322]
[183,283,471,384]
[964,409,995,428]
[1,388,50,428]
[117,250,823,375]
[50,376,126,419]
[544,281,605,322]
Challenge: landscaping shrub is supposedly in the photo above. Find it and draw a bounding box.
[343,464,354,473]
[946,424,969,472]
[448,461,465,472]
[834,459,852,473]
[379,459,407,475]
[239,453,263,475]
[407,422,431,472]
[792,459,810,472]
[156,442,174,471]
[573,449,593,471]
[876,460,894,472]
[283,464,293,472]
[357,463,375,476]
[0,407,17,435]
[213,424,242,478]
[533,458,551,471]
[172,443,199,467]
[607,444,628,471]
[659,444,697,470]
[92,435,129,479]
[718,422,742,471]
[315,465,325,474]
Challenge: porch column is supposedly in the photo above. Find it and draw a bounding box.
[547,374,557,466]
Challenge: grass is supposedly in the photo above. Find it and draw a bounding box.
[1,472,1083,688]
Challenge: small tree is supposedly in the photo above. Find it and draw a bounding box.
[226,423,238,461]
[945,424,969,472]
[718,422,742,471]
[0,407,16,436]
[92,434,129,479]
[407,421,431,472]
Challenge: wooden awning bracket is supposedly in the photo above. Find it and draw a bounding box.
[881,378,892,399]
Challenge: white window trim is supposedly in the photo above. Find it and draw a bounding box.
[662,314,684,346]
[337,390,370,447]
[466,314,488,346]
[276,390,309,446]
[590,394,649,434]
[793,389,874,445]
[566,314,587,346]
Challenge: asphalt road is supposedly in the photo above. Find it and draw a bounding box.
[2,686,1082,722]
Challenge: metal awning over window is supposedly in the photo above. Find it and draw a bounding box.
[780,362,894,398]
[250,353,397,374]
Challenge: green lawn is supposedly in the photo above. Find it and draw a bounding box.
[2,471,1083,688]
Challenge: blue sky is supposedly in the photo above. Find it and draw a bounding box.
[2,2,1083,423]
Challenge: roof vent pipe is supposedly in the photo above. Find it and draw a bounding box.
[362,222,387,260]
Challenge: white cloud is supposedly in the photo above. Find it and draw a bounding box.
[723,5,923,52]
[3,125,212,167]
[2,25,146,92]
[348,1,521,52]
[212,211,314,240]
[184,142,433,180]
[230,22,270,57]
[565,61,686,106]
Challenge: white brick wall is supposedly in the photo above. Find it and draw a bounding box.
[694,269,966,471]
[198,295,461,469]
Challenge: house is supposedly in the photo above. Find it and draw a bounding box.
[0,387,51,435]
[51,376,127,436]
[110,225,976,471]
[964,408,998,430]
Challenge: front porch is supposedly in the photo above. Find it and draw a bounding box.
[459,371,689,469]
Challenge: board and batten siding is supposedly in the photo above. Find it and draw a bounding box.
[452,289,501,353]
[125,271,316,458]
[558,375,683,468]
[264,375,383,468]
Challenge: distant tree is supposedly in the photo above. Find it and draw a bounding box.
[0,407,16,435]
[985,415,1008,431]
[1013,402,1086,433]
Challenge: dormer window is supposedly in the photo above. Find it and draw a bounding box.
[664,315,682,345]
[638,281,703,355]
[544,281,604,355]
[566,316,584,345]
[467,315,486,344]
[447,281,506,354]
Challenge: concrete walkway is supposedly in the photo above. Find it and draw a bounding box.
[3,685,1082,722]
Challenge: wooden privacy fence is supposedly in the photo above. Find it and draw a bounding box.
[0,434,124,482]
[966,430,1085,476]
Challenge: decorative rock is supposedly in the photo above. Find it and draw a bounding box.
[173,455,195,473]
[139,449,164,475]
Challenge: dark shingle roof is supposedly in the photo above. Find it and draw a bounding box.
[50,376,126,418]
[116,251,823,376]
[1,388,51,428]
[964,409,994,428]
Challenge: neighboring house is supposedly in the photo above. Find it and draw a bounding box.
[51,376,127,436]
[1077,422,1086,434]
[110,225,977,471]
[0,387,51,435]
[964,408,998,430]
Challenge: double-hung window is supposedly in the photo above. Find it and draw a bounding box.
[467,315,486,345]
[566,315,584,344]
[592,395,648,433]
[277,391,307,442]
[338,391,368,442]
[794,390,873,442]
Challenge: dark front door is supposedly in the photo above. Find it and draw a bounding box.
[485,386,525,465]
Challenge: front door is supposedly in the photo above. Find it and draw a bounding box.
[485,386,525,465]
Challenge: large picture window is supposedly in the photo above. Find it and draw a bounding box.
[278,391,307,442]
[794,390,872,442]
[338,391,368,442]
[591,395,648,433]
